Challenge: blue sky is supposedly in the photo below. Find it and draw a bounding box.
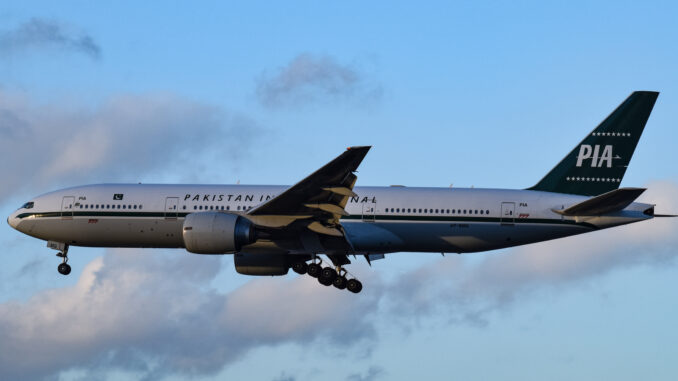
[1,1,677,380]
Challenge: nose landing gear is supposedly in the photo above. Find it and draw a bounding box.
[48,241,71,276]
[57,259,71,275]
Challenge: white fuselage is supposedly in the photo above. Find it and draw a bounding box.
[7,184,653,255]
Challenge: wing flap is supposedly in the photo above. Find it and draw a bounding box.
[249,146,370,219]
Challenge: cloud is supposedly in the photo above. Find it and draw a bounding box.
[0,90,260,204]
[256,53,382,108]
[385,181,678,324]
[346,366,384,381]
[0,250,380,380]
[0,18,101,59]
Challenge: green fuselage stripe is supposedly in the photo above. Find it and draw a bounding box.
[17,211,597,229]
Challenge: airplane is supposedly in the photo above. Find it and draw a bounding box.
[7,91,674,294]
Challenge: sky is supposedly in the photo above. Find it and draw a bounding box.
[1,1,677,380]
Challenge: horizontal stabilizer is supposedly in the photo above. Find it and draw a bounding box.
[553,187,646,216]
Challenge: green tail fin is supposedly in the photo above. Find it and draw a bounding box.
[528,91,659,196]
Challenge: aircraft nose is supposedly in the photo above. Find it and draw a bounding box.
[7,213,18,229]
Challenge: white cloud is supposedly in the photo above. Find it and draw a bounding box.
[0,91,260,204]
[0,251,378,380]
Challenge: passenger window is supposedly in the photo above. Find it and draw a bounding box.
[227,206,230,210]
[463,210,467,214]
[435,209,439,213]
[486,210,490,214]
[193,206,197,210]
[407,208,411,213]
[123,205,126,209]
[182,205,186,210]
[237,206,241,210]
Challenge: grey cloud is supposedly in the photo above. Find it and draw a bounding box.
[346,366,384,381]
[272,373,297,381]
[0,90,260,204]
[256,53,382,108]
[16,256,46,277]
[0,251,380,380]
[0,18,101,59]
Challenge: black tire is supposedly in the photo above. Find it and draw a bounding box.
[318,276,333,286]
[307,263,321,278]
[292,262,308,275]
[333,276,347,290]
[320,267,337,283]
[58,263,71,275]
[347,279,362,293]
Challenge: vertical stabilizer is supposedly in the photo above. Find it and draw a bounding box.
[529,91,658,196]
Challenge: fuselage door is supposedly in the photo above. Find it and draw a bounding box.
[500,202,515,226]
[164,197,179,220]
[61,196,75,219]
[362,202,376,222]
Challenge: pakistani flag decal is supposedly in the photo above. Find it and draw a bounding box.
[113,194,124,200]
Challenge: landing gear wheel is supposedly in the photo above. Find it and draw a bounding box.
[318,276,332,286]
[333,276,347,290]
[57,262,71,275]
[307,263,321,278]
[292,262,308,275]
[320,267,337,282]
[347,279,363,294]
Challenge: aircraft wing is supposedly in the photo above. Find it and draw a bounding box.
[247,146,371,237]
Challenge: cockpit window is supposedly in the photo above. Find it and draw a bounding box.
[21,202,34,209]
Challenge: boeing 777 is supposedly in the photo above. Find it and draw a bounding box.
[8,91,673,293]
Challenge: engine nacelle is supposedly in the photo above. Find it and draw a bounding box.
[234,252,290,276]
[182,212,255,254]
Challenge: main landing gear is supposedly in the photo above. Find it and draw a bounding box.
[291,258,362,293]
[48,241,71,275]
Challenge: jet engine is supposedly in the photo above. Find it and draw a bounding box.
[234,252,291,276]
[182,212,255,254]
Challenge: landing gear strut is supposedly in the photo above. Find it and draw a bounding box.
[48,241,71,275]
